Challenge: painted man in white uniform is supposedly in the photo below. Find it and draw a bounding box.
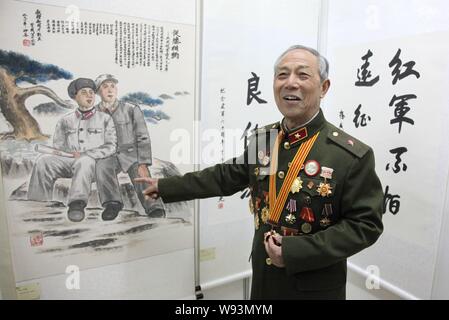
[94,74,165,221]
[28,78,117,222]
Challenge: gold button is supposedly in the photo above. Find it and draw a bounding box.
[266,258,272,265]
[284,141,290,150]
[278,171,285,179]
[333,131,339,137]
[288,162,292,167]
[254,167,259,176]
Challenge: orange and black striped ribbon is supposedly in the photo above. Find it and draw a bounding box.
[268,131,320,226]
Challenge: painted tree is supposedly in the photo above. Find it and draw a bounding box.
[121,92,169,123]
[121,92,164,106]
[0,50,73,141]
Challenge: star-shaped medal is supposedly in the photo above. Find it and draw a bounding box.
[285,213,296,224]
[291,177,303,194]
[261,207,270,224]
[317,182,332,197]
[319,217,331,227]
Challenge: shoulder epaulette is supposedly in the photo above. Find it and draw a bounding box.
[262,121,281,131]
[327,124,370,159]
[248,121,280,138]
[253,122,280,135]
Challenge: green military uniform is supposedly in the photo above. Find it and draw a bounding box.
[158,109,383,300]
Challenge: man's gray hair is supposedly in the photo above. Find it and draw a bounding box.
[274,45,329,82]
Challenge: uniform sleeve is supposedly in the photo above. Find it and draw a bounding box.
[282,148,384,275]
[53,118,66,151]
[132,105,153,165]
[158,152,249,203]
[85,115,117,160]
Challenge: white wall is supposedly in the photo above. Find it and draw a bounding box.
[346,270,401,300]
[203,279,245,300]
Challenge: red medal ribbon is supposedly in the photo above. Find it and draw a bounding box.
[299,207,315,223]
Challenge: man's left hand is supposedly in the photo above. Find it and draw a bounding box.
[264,232,285,268]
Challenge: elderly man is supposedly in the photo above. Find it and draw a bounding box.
[28,78,117,222]
[136,45,384,299]
[93,74,165,221]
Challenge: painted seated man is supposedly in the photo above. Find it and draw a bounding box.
[94,74,165,221]
[28,78,117,222]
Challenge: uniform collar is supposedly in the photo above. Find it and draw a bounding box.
[98,99,119,114]
[75,107,96,120]
[280,109,325,147]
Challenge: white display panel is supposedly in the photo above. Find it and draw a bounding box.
[325,0,449,299]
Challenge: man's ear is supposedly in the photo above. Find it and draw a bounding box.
[320,79,331,98]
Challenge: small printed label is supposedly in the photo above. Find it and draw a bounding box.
[16,283,41,300]
[200,248,216,262]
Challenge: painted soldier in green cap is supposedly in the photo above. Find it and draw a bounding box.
[136,45,384,300]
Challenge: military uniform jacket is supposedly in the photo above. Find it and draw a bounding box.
[53,108,117,160]
[96,101,153,172]
[159,109,384,299]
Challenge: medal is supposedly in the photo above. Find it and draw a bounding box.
[320,166,334,180]
[323,203,333,216]
[301,222,312,234]
[317,182,332,197]
[290,177,303,194]
[281,226,299,236]
[267,131,320,227]
[258,150,265,161]
[304,160,320,177]
[285,213,296,224]
[320,203,333,227]
[319,217,331,228]
[262,155,270,166]
[286,199,297,224]
[307,180,314,189]
[286,199,297,212]
[299,206,315,223]
[261,207,270,223]
[299,195,314,223]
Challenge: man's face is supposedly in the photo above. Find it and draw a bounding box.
[98,81,118,103]
[273,49,330,126]
[74,87,95,110]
